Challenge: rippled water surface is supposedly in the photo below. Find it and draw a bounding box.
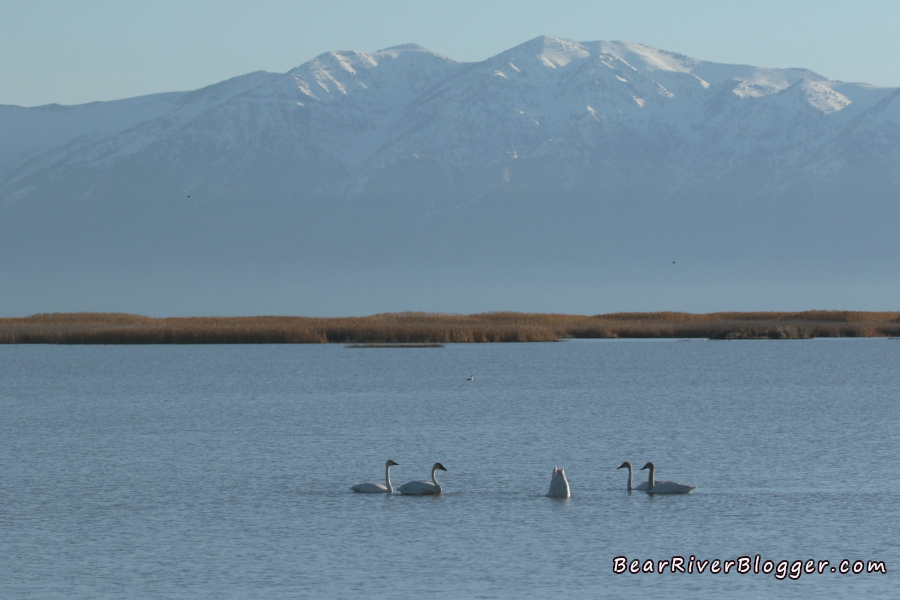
[1,339,898,598]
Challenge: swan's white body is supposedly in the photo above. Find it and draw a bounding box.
[351,459,398,493]
[547,467,571,498]
[616,461,650,492]
[640,462,695,494]
[398,462,447,495]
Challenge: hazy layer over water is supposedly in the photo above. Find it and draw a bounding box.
[1,339,897,598]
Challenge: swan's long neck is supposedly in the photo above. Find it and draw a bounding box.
[646,464,655,489]
[431,466,443,493]
[384,463,394,493]
[625,465,634,491]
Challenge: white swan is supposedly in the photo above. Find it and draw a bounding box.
[398,462,447,495]
[547,466,571,498]
[350,459,399,493]
[640,462,696,494]
[616,461,650,492]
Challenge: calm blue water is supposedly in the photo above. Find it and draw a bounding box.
[1,339,898,598]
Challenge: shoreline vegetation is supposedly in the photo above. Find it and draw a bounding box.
[1,311,899,344]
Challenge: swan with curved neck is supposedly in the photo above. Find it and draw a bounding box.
[547,467,571,498]
[616,461,650,492]
[351,459,399,493]
[398,462,447,495]
[640,462,696,494]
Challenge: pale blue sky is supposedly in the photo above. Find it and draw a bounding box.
[2,0,898,107]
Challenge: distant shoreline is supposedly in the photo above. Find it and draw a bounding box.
[1,311,898,344]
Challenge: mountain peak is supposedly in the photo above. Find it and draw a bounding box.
[377,43,433,54]
[504,36,590,67]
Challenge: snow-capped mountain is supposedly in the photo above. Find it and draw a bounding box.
[1,37,898,316]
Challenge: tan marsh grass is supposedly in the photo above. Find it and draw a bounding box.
[1,311,898,344]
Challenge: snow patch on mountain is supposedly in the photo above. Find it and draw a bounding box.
[800,79,852,114]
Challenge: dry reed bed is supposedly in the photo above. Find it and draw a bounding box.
[0,313,558,344]
[0,311,898,344]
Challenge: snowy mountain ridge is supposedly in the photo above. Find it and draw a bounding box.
[1,36,898,316]
[3,35,894,186]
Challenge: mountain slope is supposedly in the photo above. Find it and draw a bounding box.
[1,36,898,316]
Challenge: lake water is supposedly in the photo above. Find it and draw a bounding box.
[1,339,897,599]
